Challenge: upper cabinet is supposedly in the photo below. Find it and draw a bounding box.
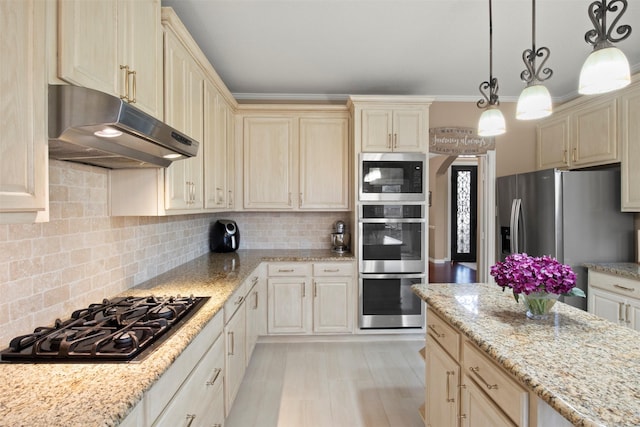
[620,82,640,211]
[0,0,49,223]
[348,96,433,153]
[537,92,619,170]
[240,108,350,211]
[57,0,163,119]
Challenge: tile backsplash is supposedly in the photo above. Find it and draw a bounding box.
[0,160,349,346]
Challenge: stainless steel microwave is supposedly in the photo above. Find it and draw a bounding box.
[359,152,426,201]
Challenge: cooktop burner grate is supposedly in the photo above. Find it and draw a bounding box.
[1,295,209,363]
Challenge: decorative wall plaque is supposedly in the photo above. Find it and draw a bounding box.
[429,127,495,155]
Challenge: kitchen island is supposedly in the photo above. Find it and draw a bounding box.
[0,249,353,427]
[412,282,640,427]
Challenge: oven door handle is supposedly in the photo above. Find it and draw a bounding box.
[359,273,426,280]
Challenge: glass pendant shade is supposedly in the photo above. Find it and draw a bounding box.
[478,106,506,137]
[578,46,631,95]
[516,84,552,120]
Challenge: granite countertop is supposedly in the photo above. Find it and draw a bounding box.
[0,249,354,427]
[412,283,640,427]
[584,262,640,281]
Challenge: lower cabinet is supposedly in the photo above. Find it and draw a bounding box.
[588,269,640,330]
[267,262,354,335]
[224,298,246,417]
[425,307,529,427]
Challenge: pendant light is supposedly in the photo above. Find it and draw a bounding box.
[579,0,632,95]
[477,0,506,137]
[516,0,553,120]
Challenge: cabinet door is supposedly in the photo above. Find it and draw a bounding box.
[392,109,426,152]
[537,114,570,170]
[571,97,618,167]
[163,28,204,211]
[204,81,229,209]
[225,304,246,416]
[588,287,625,325]
[313,277,352,333]
[245,276,261,365]
[0,0,48,218]
[461,375,516,427]
[627,299,640,331]
[621,84,640,211]
[426,341,459,427]
[299,117,349,210]
[243,117,296,209]
[119,0,162,119]
[361,109,393,151]
[267,277,309,334]
[58,0,119,97]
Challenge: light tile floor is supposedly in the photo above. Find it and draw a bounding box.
[225,339,425,427]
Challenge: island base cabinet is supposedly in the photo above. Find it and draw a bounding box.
[461,376,516,427]
[425,336,459,427]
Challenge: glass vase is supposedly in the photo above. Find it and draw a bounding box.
[522,292,559,320]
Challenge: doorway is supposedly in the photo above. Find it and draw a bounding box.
[450,165,477,263]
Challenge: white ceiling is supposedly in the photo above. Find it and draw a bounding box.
[161,0,640,103]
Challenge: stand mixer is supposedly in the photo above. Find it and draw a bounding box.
[330,220,350,253]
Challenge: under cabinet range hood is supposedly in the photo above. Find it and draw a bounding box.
[48,85,199,169]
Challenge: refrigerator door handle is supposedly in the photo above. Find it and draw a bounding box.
[509,199,518,254]
[510,199,523,254]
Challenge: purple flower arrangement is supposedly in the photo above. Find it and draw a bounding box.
[490,253,584,302]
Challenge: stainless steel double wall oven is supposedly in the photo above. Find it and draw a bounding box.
[358,153,427,329]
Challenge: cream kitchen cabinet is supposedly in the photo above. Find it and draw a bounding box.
[425,307,529,427]
[204,80,233,210]
[267,262,354,335]
[588,270,640,331]
[0,0,48,223]
[620,81,640,211]
[311,262,354,333]
[240,109,350,211]
[537,95,618,170]
[224,294,246,417]
[57,0,162,119]
[348,96,433,153]
[245,266,267,365]
[145,310,225,426]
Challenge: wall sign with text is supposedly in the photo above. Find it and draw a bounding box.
[429,127,495,155]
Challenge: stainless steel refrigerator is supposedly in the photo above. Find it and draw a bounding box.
[496,167,635,310]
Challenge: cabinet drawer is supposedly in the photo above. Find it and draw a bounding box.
[267,263,311,277]
[589,270,640,299]
[427,308,460,362]
[463,341,528,426]
[312,262,354,276]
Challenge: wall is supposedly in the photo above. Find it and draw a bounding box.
[0,160,346,346]
[427,101,538,261]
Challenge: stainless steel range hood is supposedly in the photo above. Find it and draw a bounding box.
[48,85,199,169]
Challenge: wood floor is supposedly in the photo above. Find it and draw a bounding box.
[225,340,425,427]
[428,261,477,284]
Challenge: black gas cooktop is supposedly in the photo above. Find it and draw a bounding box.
[1,295,209,363]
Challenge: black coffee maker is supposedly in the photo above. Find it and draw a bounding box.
[210,220,240,252]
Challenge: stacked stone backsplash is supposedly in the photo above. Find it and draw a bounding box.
[0,160,349,346]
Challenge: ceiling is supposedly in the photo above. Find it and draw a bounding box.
[161,0,640,103]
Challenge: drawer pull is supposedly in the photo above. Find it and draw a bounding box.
[252,276,259,285]
[323,268,340,273]
[469,366,498,390]
[252,291,259,309]
[614,284,635,292]
[278,268,294,273]
[228,331,235,355]
[234,295,244,305]
[446,371,455,402]
[206,367,222,386]
[185,414,196,427]
[619,302,625,322]
[626,304,631,325]
[428,325,444,338]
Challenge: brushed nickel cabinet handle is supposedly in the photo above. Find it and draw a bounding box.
[387,133,392,149]
[206,367,222,386]
[614,284,635,292]
[129,69,136,103]
[278,268,294,273]
[119,65,129,100]
[228,190,233,208]
[428,324,444,338]
[288,192,292,206]
[619,302,625,322]
[562,150,567,164]
[251,276,259,285]
[313,281,317,298]
[572,147,577,162]
[445,371,455,402]
[323,268,339,273]
[228,331,234,355]
[299,192,303,205]
[469,366,498,390]
[626,304,631,324]
[185,414,196,427]
[301,282,306,298]
[252,291,258,309]
[393,133,398,148]
[234,295,244,305]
